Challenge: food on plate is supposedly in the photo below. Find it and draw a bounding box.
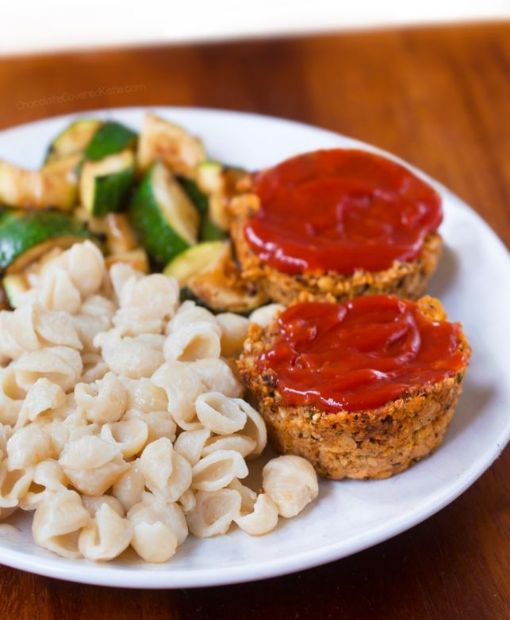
[0,240,318,563]
[0,111,473,566]
[230,149,443,304]
[238,295,470,479]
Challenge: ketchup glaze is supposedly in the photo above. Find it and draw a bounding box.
[245,149,443,275]
[259,296,468,413]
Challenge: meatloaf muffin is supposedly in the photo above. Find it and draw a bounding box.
[238,295,470,480]
[230,149,443,304]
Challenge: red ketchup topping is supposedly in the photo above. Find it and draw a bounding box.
[245,149,443,275]
[259,296,467,413]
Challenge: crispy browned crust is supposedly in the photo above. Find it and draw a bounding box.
[229,192,442,304]
[237,297,471,480]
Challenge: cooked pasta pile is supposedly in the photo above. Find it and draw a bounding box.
[0,242,318,563]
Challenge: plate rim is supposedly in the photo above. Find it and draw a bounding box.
[0,105,509,589]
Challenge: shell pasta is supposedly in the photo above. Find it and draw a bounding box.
[0,241,319,564]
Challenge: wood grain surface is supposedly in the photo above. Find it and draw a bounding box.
[1,21,510,620]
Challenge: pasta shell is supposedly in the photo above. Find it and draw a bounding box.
[75,372,128,424]
[128,493,188,561]
[13,346,82,392]
[100,418,149,458]
[262,455,319,518]
[7,424,55,470]
[37,268,82,314]
[191,359,243,398]
[174,428,211,466]
[249,304,284,328]
[234,399,267,457]
[234,494,279,536]
[139,438,192,502]
[151,362,203,430]
[66,241,105,299]
[131,521,177,563]
[0,460,33,509]
[186,489,241,538]
[59,435,128,496]
[17,378,65,427]
[128,493,188,546]
[216,313,249,358]
[32,489,90,558]
[195,392,247,435]
[202,434,256,459]
[78,503,132,561]
[19,460,67,510]
[191,450,248,492]
[111,461,145,512]
[124,409,177,443]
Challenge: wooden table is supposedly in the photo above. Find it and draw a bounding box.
[1,21,510,620]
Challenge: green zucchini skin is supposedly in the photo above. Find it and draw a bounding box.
[199,217,227,241]
[178,177,227,242]
[0,209,91,270]
[84,121,137,161]
[89,168,134,217]
[163,240,227,284]
[45,118,103,163]
[178,177,207,215]
[129,167,191,266]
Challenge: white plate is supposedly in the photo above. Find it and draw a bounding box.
[0,107,509,589]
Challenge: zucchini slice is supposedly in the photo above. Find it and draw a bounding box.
[200,217,228,242]
[45,119,103,163]
[178,177,208,216]
[164,240,228,285]
[167,240,267,314]
[197,161,224,195]
[0,155,80,211]
[103,213,138,254]
[84,121,137,162]
[105,248,150,273]
[129,161,199,265]
[80,150,135,217]
[137,113,206,178]
[196,161,247,233]
[200,165,229,231]
[3,273,30,308]
[179,177,227,242]
[72,210,138,255]
[0,209,91,273]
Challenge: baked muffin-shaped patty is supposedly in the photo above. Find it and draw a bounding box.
[238,295,470,480]
[230,149,443,304]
